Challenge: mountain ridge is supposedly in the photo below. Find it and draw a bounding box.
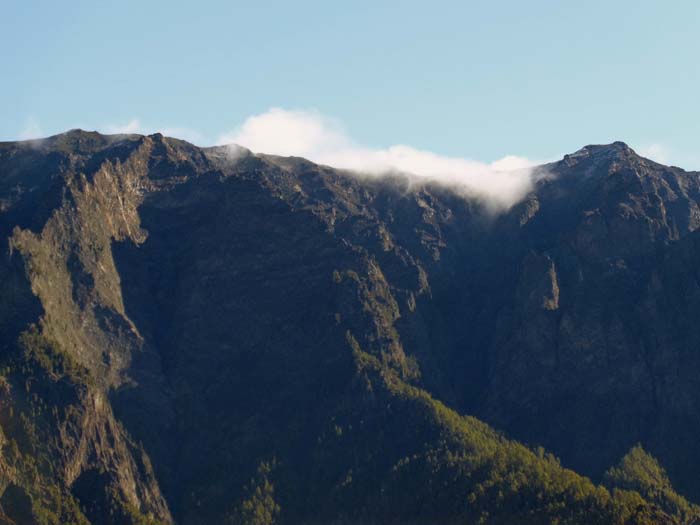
[1,130,700,524]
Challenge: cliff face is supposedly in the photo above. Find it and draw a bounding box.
[476,143,700,495]
[1,131,700,524]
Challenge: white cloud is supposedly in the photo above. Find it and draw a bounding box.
[103,119,143,135]
[638,143,670,164]
[636,143,700,169]
[20,109,544,207]
[19,117,43,140]
[218,108,540,208]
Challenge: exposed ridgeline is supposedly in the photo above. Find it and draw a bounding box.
[0,130,699,524]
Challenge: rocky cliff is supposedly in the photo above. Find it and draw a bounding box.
[1,130,699,524]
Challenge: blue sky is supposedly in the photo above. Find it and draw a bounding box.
[2,0,699,168]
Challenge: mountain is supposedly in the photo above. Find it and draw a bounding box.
[0,130,699,524]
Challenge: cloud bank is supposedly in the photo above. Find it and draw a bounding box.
[17,109,544,208]
[217,108,540,208]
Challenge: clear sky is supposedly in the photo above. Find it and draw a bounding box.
[2,0,699,168]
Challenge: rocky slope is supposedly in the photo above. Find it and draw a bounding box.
[0,130,699,524]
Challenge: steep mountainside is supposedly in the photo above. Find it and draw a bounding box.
[0,130,699,524]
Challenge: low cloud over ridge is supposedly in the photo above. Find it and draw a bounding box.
[18,109,542,208]
[218,108,540,208]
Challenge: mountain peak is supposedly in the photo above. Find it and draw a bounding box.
[584,141,635,155]
[560,141,642,168]
[566,141,634,158]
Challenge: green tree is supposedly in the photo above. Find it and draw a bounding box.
[228,461,280,525]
